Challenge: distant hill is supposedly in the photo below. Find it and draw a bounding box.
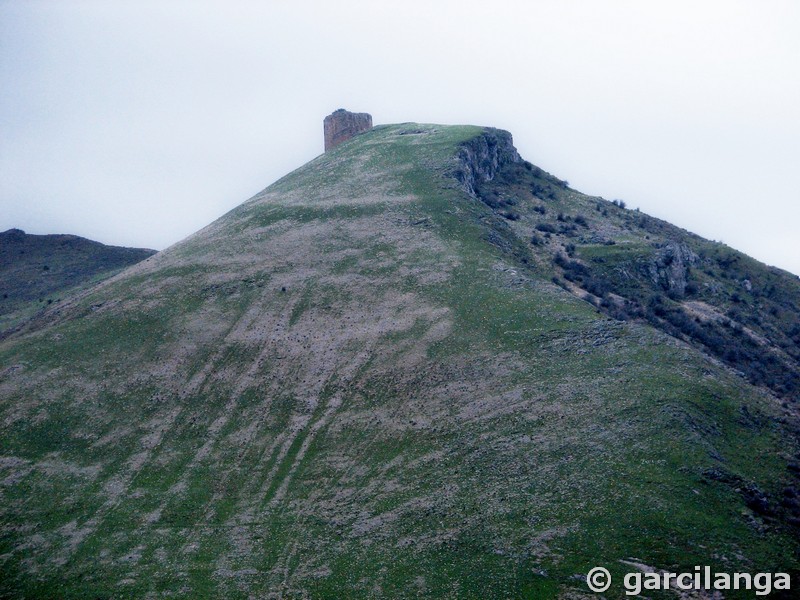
[0,228,156,331]
[1,123,799,598]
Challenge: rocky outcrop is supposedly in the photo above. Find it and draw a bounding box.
[323,109,373,151]
[451,128,522,197]
[647,241,698,297]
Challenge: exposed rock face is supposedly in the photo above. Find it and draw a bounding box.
[648,240,698,297]
[451,128,522,196]
[323,109,373,151]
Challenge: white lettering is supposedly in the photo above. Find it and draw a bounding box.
[676,572,694,589]
[623,572,641,596]
[733,572,751,590]
[753,573,771,596]
[714,572,731,590]
[643,572,661,591]
[774,573,790,591]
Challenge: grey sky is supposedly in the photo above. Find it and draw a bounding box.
[2,1,799,274]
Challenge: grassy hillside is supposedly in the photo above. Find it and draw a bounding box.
[467,159,800,401]
[0,228,156,334]
[0,124,798,598]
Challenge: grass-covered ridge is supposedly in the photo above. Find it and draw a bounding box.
[0,229,156,335]
[1,123,798,598]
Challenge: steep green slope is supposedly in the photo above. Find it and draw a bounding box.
[1,124,798,599]
[0,228,156,334]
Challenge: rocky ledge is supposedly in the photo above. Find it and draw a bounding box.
[451,128,522,197]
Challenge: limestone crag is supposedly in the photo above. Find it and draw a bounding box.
[324,109,373,151]
[647,240,698,297]
[451,128,522,197]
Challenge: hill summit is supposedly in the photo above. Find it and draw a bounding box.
[1,119,798,598]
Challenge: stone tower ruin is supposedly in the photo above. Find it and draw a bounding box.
[323,109,373,152]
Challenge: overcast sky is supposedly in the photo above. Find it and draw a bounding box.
[2,1,799,274]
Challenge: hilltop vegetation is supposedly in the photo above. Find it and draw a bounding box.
[0,124,798,598]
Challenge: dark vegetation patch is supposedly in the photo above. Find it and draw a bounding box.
[577,243,800,398]
[578,241,800,398]
[703,466,800,535]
